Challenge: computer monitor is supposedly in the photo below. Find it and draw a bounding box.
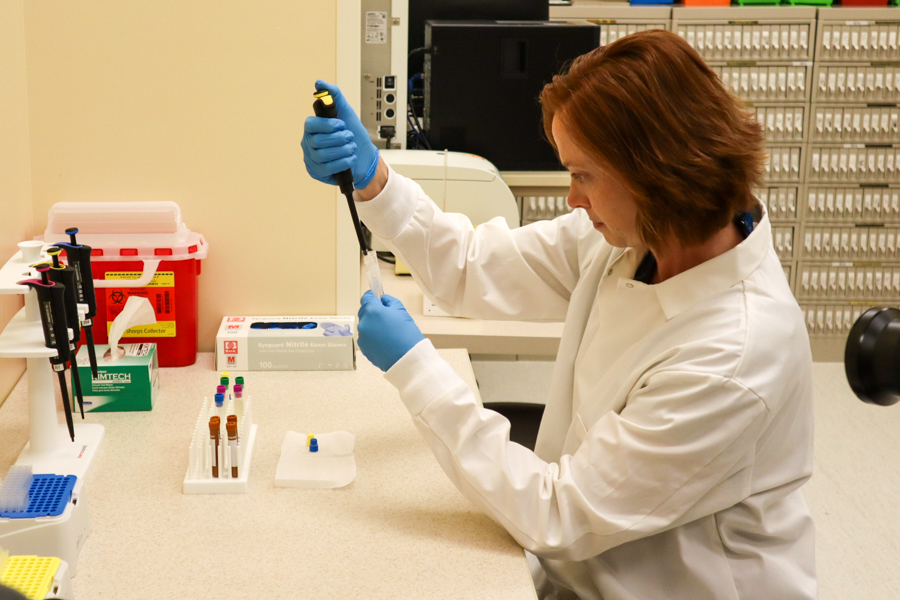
[408,0,549,75]
[425,21,600,171]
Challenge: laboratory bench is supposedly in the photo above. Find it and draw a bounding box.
[2,355,900,598]
[0,351,536,600]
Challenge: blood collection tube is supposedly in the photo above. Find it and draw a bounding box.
[227,419,239,478]
[232,384,244,423]
[209,416,221,478]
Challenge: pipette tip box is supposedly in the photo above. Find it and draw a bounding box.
[0,476,77,519]
[0,554,71,600]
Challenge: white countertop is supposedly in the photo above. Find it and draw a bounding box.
[0,351,536,600]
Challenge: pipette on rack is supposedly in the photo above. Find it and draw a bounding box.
[18,265,76,441]
[312,89,384,299]
[45,247,86,418]
[55,228,100,378]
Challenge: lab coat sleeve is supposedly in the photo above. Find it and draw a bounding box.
[386,339,772,561]
[355,165,594,321]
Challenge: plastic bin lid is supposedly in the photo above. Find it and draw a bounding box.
[41,201,208,261]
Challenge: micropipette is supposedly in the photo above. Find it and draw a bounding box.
[56,228,100,378]
[45,247,86,418]
[312,89,384,299]
[18,265,76,441]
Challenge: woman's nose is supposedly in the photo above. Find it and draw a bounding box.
[567,189,589,210]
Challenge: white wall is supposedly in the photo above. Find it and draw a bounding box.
[1,0,347,403]
[0,0,34,404]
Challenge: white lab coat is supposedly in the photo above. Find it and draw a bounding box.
[356,166,817,600]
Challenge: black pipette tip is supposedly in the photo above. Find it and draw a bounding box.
[84,327,99,378]
[71,360,85,419]
[57,371,75,441]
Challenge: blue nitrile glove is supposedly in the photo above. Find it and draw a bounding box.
[357,291,425,372]
[321,322,352,337]
[302,80,380,190]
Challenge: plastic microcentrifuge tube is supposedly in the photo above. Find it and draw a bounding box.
[309,438,319,453]
[364,252,384,299]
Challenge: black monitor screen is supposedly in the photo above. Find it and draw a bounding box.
[425,21,600,171]
[409,0,548,74]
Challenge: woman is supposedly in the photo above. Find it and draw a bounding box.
[303,30,816,600]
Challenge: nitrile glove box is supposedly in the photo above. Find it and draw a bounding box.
[75,343,159,412]
[216,316,356,371]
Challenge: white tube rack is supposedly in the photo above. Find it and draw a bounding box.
[183,393,256,494]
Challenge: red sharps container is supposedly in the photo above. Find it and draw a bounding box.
[42,201,209,367]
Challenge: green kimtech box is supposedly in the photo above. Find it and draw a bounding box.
[75,343,159,412]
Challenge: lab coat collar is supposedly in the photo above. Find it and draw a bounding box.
[632,204,771,321]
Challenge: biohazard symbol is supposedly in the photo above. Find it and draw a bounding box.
[110,290,126,304]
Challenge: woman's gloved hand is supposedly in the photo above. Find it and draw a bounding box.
[302,80,380,190]
[357,291,425,372]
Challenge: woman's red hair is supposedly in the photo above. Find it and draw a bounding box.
[541,29,765,248]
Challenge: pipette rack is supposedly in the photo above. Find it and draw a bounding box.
[183,392,257,494]
[0,241,105,576]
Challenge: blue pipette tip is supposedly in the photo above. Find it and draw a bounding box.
[309,438,318,453]
[215,393,224,406]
